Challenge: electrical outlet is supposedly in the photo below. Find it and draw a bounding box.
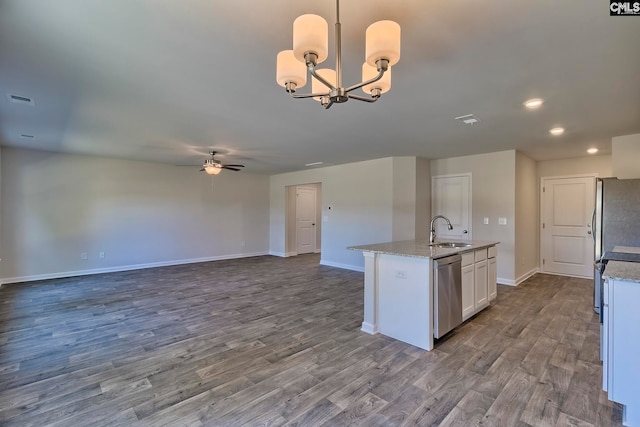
[99,251,105,258]
[394,270,408,279]
[81,252,88,260]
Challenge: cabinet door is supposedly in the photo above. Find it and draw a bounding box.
[461,264,475,320]
[475,260,488,310]
[488,257,497,301]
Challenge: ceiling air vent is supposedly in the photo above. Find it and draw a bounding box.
[454,114,479,125]
[7,94,35,106]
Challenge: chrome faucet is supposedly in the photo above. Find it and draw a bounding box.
[430,215,453,243]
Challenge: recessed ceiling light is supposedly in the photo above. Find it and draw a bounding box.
[305,162,324,167]
[587,148,599,154]
[523,98,544,109]
[549,127,564,136]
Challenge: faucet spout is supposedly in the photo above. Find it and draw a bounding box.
[430,215,453,243]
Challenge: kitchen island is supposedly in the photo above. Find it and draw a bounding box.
[349,239,499,351]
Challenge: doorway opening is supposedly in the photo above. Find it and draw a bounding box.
[285,183,322,257]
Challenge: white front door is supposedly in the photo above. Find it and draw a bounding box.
[432,174,472,240]
[296,187,316,254]
[541,176,595,278]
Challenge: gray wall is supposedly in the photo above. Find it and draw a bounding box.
[270,157,429,271]
[431,150,517,284]
[537,155,612,179]
[612,133,640,179]
[270,157,395,270]
[515,151,539,281]
[0,147,270,283]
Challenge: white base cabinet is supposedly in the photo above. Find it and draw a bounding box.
[462,246,496,321]
[461,254,475,319]
[488,256,497,301]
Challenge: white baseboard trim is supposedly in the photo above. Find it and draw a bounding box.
[314,249,321,254]
[319,260,365,272]
[498,277,517,286]
[268,251,287,257]
[497,267,539,287]
[0,251,270,285]
[516,267,539,285]
[538,270,593,280]
[361,322,378,335]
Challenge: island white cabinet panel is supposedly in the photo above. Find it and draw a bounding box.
[474,248,487,262]
[461,247,495,320]
[474,259,488,309]
[461,252,475,320]
[488,256,497,301]
[377,254,433,350]
[603,276,640,427]
[461,263,475,320]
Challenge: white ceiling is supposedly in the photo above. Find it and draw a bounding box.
[1,0,639,174]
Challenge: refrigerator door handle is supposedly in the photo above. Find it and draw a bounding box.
[590,207,596,242]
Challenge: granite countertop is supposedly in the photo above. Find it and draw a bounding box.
[348,239,499,259]
[603,260,640,283]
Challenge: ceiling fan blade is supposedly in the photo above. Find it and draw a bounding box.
[222,164,245,168]
[222,166,241,171]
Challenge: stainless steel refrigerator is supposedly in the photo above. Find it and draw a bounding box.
[593,177,640,315]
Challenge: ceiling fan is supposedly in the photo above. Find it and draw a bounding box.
[201,151,245,175]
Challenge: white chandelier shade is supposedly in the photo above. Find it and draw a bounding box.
[293,14,329,64]
[276,0,400,109]
[276,50,307,88]
[365,21,401,67]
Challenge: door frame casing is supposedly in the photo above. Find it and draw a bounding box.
[539,173,597,277]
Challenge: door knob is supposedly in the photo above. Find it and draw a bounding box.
[463,230,468,234]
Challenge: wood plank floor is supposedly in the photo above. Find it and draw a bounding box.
[0,254,623,426]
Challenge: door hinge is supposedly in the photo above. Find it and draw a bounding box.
[543,186,545,192]
[542,222,545,229]
[543,259,545,265]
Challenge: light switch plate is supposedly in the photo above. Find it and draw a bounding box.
[499,217,507,225]
[484,217,489,225]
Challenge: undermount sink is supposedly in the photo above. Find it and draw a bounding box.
[429,242,473,248]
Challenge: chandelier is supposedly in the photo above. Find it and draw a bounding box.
[276,0,400,109]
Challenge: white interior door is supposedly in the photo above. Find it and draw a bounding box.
[541,176,595,278]
[432,174,472,240]
[296,187,316,254]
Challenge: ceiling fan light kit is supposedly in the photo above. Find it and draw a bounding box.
[276,0,400,109]
[200,151,244,175]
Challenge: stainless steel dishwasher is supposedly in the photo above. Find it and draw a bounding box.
[433,254,463,338]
